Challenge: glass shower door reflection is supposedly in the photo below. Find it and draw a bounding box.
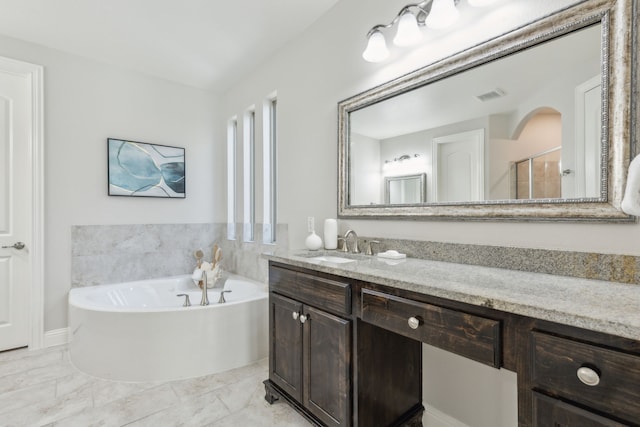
[515,147,562,200]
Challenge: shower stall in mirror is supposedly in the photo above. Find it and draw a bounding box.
[513,147,563,200]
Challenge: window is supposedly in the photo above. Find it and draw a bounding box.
[263,96,277,243]
[243,108,255,242]
[227,118,237,240]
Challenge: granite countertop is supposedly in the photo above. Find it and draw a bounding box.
[264,249,640,341]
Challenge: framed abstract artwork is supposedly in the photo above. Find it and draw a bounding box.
[107,138,185,198]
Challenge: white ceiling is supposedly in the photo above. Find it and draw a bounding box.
[0,0,339,91]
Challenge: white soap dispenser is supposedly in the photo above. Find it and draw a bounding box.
[324,218,338,250]
[304,217,323,250]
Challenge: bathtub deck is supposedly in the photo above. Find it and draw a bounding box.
[0,345,310,426]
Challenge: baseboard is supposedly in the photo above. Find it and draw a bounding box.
[423,403,469,427]
[43,327,69,348]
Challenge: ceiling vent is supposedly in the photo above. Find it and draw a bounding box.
[475,88,506,102]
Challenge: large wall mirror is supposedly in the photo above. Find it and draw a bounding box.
[338,0,637,221]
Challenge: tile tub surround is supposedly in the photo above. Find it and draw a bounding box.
[71,223,288,287]
[265,250,640,341]
[359,237,640,285]
[0,345,311,426]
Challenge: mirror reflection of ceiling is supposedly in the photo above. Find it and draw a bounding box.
[350,24,601,140]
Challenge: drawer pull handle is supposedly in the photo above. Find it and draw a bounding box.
[577,366,600,386]
[292,311,299,320]
[408,316,422,330]
[299,314,308,324]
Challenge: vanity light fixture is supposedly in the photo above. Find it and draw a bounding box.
[363,0,494,63]
[363,0,459,62]
[385,154,421,164]
[383,154,425,176]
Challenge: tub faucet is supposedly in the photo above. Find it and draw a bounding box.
[192,268,209,306]
[344,229,360,254]
[200,271,209,306]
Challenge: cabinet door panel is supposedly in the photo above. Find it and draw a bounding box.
[304,305,351,427]
[533,392,628,427]
[270,293,303,401]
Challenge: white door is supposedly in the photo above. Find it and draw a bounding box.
[432,129,485,202]
[574,75,602,198]
[0,65,31,351]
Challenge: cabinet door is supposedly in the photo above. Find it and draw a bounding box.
[533,392,628,427]
[303,304,351,427]
[270,293,303,401]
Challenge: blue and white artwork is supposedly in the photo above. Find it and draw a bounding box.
[108,138,185,198]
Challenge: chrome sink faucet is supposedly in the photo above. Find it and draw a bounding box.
[344,230,360,254]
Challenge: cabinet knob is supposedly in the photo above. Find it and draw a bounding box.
[299,314,308,324]
[292,311,299,320]
[577,366,600,386]
[408,316,422,330]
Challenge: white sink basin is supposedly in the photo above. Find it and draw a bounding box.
[307,255,356,264]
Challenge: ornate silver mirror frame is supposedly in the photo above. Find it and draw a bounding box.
[338,0,637,221]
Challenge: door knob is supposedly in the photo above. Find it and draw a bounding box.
[2,242,25,250]
[299,314,308,324]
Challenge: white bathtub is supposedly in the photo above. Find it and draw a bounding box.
[68,274,268,382]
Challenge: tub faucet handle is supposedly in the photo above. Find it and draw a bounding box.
[218,290,232,304]
[176,294,191,307]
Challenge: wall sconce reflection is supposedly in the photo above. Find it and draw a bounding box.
[383,153,426,177]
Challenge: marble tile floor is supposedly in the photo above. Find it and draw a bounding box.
[0,345,311,427]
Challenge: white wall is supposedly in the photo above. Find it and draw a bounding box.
[0,34,221,331]
[220,0,639,425]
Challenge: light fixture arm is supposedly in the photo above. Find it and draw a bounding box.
[364,0,460,38]
[365,1,431,39]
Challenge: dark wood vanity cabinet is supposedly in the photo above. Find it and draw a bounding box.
[265,263,423,427]
[265,261,640,427]
[266,265,352,426]
[269,292,352,426]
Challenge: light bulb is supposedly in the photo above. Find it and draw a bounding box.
[425,0,460,29]
[393,10,422,47]
[362,30,389,62]
[468,0,498,6]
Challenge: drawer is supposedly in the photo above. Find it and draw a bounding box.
[361,289,501,367]
[532,391,628,427]
[531,331,640,423]
[269,266,351,315]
